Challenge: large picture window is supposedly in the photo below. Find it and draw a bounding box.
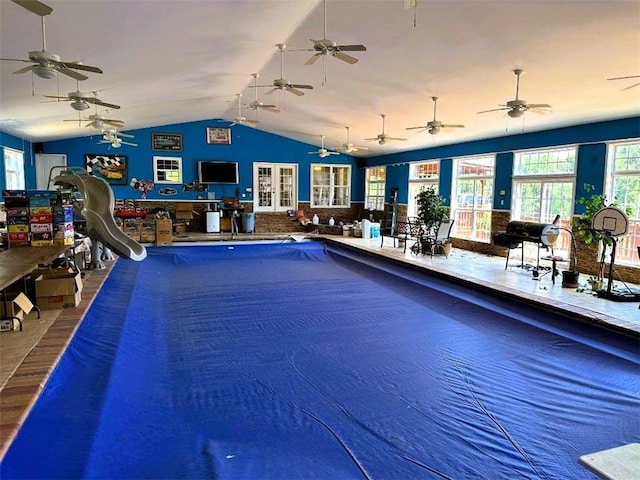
[607,140,640,266]
[311,164,350,207]
[451,155,494,242]
[407,161,439,217]
[3,147,25,190]
[365,166,386,211]
[512,147,577,259]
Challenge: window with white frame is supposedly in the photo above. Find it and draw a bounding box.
[407,161,439,217]
[606,140,640,266]
[451,155,495,242]
[3,147,25,190]
[153,156,182,184]
[254,163,298,212]
[311,164,350,207]
[365,166,386,211]
[512,146,577,259]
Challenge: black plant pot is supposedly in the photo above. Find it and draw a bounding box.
[561,270,580,288]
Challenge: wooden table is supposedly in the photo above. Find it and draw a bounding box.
[0,245,70,290]
[1,245,70,331]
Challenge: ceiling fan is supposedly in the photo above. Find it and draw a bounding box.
[98,129,137,148]
[247,73,280,113]
[259,44,313,96]
[0,0,103,81]
[43,82,120,112]
[302,0,366,66]
[333,126,368,153]
[477,69,551,118]
[365,114,407,145]
[308,135,339,158]
[65,112,124,129]
[607,75,640,91]
[406,96,464,135]
[225,93,258,127]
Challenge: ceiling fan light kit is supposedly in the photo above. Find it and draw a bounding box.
[477,69,551,118]
[1,1,103,82]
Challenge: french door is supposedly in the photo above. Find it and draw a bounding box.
[253,163,297,212]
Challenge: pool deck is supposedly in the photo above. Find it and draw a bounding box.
[1,232,639,459]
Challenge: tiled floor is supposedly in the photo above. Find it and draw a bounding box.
[1,233,638,458]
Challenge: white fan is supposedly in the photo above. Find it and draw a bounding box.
[308,136,339,158]
[258,44,313,96]
[302,0,366,66]
[0,0,103,81]
[65,113,124,129]
[223,93,258,127]
[477,69,551,118]
[247,73,280,113]
[607,75,640,91]
[44,83,120,111]
[99,129,137,148]
[365,114,407,145]
[333,126,368,153]
[406,96,464,134]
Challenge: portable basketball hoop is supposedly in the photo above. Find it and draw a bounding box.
[591,207,640,301]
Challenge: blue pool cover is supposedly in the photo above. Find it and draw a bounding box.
[1,242,638,479]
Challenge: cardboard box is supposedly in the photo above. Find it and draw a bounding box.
[175,203,194,220]
[35,269,83,310]
[156,218,173,246]
[0,292,34,330]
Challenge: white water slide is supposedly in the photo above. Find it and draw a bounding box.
[54,169,147,262]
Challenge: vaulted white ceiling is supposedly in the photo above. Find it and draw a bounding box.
[1,0,638,157]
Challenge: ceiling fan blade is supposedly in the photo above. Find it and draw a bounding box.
[621,81,640,91]
[57,67,88,81]
[477,107,510,114]
[263,106,280,113]
[290,84,313,90]
[305,54,321,65]
[363,137,378,141]
[11,0,53,16]
[441,124,465,128]
[12,64,35,74]
[286,87,306,96]
[43,94,67,100]
[333,51,358,64]
[389,137,407,141]
[121,141,138,147]
[59,61,103,74]
[86,98,121,110]
[527,103,551,109]
[528,108,551,115]
[264,88,277,96]
[406,125,429,130]
[104,119,125,127]
[246,120,259,127]
[336,44,366,52]
[607,75,640,81]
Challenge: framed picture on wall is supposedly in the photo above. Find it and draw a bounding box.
[84,153,128,185]
[206,127,231,145]
[152,133,182,152]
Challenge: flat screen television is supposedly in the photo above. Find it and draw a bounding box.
[198,161,239,184]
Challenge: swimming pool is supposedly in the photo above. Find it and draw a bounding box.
[1,242,638,479]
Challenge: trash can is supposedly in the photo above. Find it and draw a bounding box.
[242,212,255,233]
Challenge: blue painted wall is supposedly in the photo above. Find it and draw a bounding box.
[2,115,639,209]
[367,116,640,213]
[4,119,362,202]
